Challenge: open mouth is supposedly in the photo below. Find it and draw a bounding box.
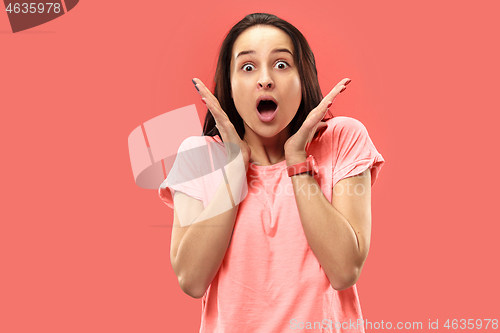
[255,95,279,122]
[257,100,278,115]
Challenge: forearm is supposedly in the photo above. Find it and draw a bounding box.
[176,205,238,297]
[290,172,364,290]
[174,159,247,297]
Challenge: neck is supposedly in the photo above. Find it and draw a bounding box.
[243,123,291,166]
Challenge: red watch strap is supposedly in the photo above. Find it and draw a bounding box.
[287,156,315,177]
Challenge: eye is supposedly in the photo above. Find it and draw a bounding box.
[242,63,255,72]
[275,60,290,70]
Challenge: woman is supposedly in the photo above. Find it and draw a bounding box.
[159,13,385,333]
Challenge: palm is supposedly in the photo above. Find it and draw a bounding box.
[239,140,251,166]
[223,125,252,166]
[192,78,251,167]
[284,78,351,159]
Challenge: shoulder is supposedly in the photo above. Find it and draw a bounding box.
[325,116,377,157]
[324,116,372,145]
[326,116,368,135]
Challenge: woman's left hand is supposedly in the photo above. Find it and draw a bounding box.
[284,78,351,165]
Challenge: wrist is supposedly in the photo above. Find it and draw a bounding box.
[286,155,318,177]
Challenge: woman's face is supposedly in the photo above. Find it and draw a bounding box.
[230,25,302,139]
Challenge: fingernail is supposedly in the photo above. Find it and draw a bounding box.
[201,98,206,104]
[345,79,351,86]
[192,79,200,92]
[327,101,332,108]
[340,86,346,93]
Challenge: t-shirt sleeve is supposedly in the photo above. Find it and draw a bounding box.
[330,116,385,187]
[158,136,207,209]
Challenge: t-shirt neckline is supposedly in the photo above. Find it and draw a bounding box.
[207,134,289,173]
[248,159,287,174]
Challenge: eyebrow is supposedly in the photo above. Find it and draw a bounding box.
[235,48,293,59]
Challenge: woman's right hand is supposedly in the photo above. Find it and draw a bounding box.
[192,78,251,170]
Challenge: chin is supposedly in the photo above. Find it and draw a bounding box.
[256,130,279,138]
[255,123,290,138]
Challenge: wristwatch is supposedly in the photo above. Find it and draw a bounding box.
[287,155,319,177]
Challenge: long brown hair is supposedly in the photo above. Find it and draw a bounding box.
[202,13,330,141]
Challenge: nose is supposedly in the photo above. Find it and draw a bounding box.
[258,81,273,89]
[257,70,274,90]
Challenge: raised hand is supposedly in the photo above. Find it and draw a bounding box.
[192,78,252,169]
[284,78,351,165]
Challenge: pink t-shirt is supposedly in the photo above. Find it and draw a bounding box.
[159,116,385,332]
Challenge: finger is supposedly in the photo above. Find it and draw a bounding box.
[323,107,334,120]
[315,122,329,132]
[192,78,222,110]
[307,122,328,144]
[306,78,350,123]
[298,106,328,141]
[192,78,243,149]
[192,78,229,124]
[303,101,332,132]
[299,114,325,146]
[320,77,351,109]
[192,78,221,111]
